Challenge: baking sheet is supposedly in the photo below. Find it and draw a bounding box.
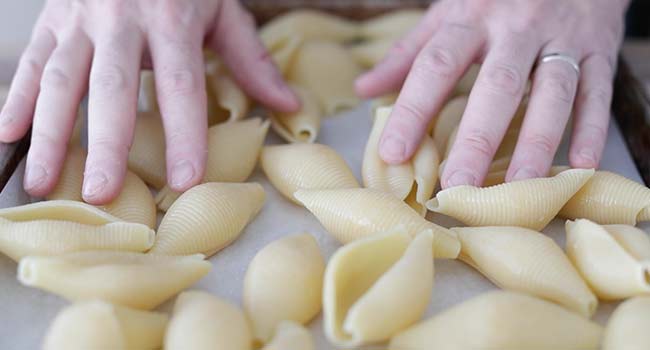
[0,102,647,349]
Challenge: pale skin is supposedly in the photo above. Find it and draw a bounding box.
[0,0,630,204]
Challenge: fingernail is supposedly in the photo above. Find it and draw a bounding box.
[83,172,108,198]
[24,164,47,190]
[511,167,538,182]
[380,136,406,163]
[578,148,597,166]
[446,171,476,188]
[170,160,195,189]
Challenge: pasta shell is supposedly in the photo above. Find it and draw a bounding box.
[559,171,650,225]
[604,224,650,260]
[360,9,424,40]
[165,290,252,350]
[426,168,595,230]
[269,85,321,143]
[17,251,210,309]
[602,296,650,350]
[370,93,398,114]
[389,291,603,350]
[97,171,157,228]
[454,226,597,317]
[269,36,303,76]
[206,72,250,123]
[69,109,85,147]
[288,41,362,115]
[453,64,480,95]
[46,146,86,201]
[127,111,166,189]
[151,182,265,257]
[261,143,359,204]
[137,70,158,113]
[432,96,468,153]
[43,300,168,350]
[363,106,439,215]
[349,38,393,68]
[262,321,314,350]
[0,199,119,225]
[565,219,650,300]
[324,229,434,346]
[243,234,325,342]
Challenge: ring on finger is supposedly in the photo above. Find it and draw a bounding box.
[538,52,581,77]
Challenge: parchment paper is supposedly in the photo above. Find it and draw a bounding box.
[0,102,647,350]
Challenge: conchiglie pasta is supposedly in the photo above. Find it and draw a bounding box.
[165,290,252,350]
[46,146,86,201]
[17,251,211,310]
[206,72,250,123]
[243,234,325,342]
[294,188,460,259]
[138,70,158,113]
[602,296,650,350]
[43,300,168,350]
[454,226,597,317]
[426,168,595,230]
[98,171,156,228]
[565,219,650,300]
[453,64,480,95]
[432,96,467,153]
[389,291,603,350]
[604,224,650,260]
[359,9,424,40]
[370,93,398,114]
[262,321,315,350]
[260,143,359,204]
[127,111,166,189]
[349,38,393,68]
[269,85,321,143]
[0,200,119,225]
[268,36,303,76]
[69,109,85,147]
[324,229,433,346]
[151,183,265,257]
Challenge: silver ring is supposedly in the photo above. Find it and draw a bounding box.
[539,53,581,76]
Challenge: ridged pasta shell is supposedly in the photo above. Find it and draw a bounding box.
[127,111,166,189]
[269,36,303,76]
[244,234,325,342]
[138,70,158,113]
[426,168,595,230]
[454,226,597,317]
[165,290,252,350]
[349,38,393,68]
[602,296,650,350]
[559,171,650,225]
[17,251,211,309]
[359,9,424,40]
[604,224,650,260]
[0,217,154,262]
[389,291,603,350]
[324,229,433,346]
[0,200,119,225]
[46,146,86,201]
[269,85,321,143]
[151,182,265,257]
[262,321,314,350]
[261,143,359,204]
[97,171,157,228]
[432,96,467,153]
[288,41,362,115]
[294,188,460,259]
[206,72,250,123]
[565,219,650,300]
[43,300,168,350]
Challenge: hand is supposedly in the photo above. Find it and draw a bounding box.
[0,0,299,204]
[356,0,629,188]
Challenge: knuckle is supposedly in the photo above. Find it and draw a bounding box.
[41,66,71,89]
[583,83,612,109]
[394,102,428,127]
[89,136,131,157]
[459,129,497,157]
[415,45,459,78]
[157,0,198,30]
[579,122,608,143]
[32,130,62,148]
[158,68,199,97]
[91,64,128,93]
[522,132,557,154]
[539,70,576,104]
[479,63,524,96]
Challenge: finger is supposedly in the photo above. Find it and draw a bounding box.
[210,0,299,113]
[24,30,93,196]
[83,24,144,204]
[378,22,484,165]
[569,53,614,169]
[506,48,580,181]
[149,8,207,192]
[0,28,56,142]
[441,34,539,188]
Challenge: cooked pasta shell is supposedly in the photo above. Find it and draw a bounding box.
[559,171,650,225]
[349,38,393,68]
[269,85,321,143]
[602,296,650,350]
[324,229,433,346]
[152,182,265,257]
[565,219,650,300]
[426,168,595,230]
[295,188,459,259]
[454,226,597,317]
[261,143,359,204]
[288,41,362,115]
[43,300,168,350]
[389,291,603,350]
[244,234,325,342]
[17,251,211,309]
[97,171,157,228]
[604,224,650,260]
[206,72,250,123]
[262,321,314,350]
[46,146,86,201]
[165,290,252,350]
[138,70,158,113]
[432,96,467,153]
[128,111,166,189]
[359,9,424,40]
[0,200,119,224]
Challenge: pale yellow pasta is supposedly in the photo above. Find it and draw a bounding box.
[363,106,439,215]
[370,93,398,114]
[127,111,167,189]
[453,64,480,95]
[165,290,252,350]
[269,85,321,143]
[151,182,265,257]
[262,321,314,350]
[605,224,650,260]
[98,171,157,228]
[138,70,158,113]
[349,38,393,68]
[288,41,362,115]
[426,168,595,230]
[43,300,168,350]
[482,164,569,188]
[432,96,468,153]
[17,251,211,309]
[0,200,119,225]
[324,229,433,346]
[46,146,86,201]
[70,109,85,147]
[565,219,650,300]
[559,171,650,225]
[261,143,359,204]
[359,9,424,40]
[294,188,460,259]
[269,36,303,76]
[244,234,325,342]
[454,226,597,317]
[206,72,250,123]
[155,118,269,211]
[602,296,650,350]
[389,291,603,350]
